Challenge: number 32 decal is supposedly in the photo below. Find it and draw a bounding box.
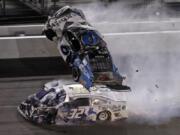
[67,108,85,119]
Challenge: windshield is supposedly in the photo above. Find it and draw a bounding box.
[57,89,66,104]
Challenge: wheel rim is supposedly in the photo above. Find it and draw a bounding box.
[37,116,43,123]
[98,112,109,121]
[72,67,80,82]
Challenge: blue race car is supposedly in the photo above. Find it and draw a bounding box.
[43,6,125,89]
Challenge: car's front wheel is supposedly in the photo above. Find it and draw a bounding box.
[43,29,57,41]
[72,67,81,82]
[97,111,111,121]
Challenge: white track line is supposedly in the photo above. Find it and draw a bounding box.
[0,105,17,109]
[94,19,180,25]
[0,35,46,40]
[103,30,180,36]
[1,30,180,40]
[0,24,44,28]
[1,19,180,28]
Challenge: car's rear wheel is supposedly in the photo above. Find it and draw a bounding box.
[97,111,111,121]
[72,67,80,82]
[36,116,44,124]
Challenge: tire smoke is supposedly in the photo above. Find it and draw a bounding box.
[76,1,180,124]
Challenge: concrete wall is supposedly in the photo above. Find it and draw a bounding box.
[106,32,180,55]
[0,38,58,58]
[104,31,180,87]
[0,20,180,79]
[0,20,180,59]
[2,20,180,36]
[0,25,43,37]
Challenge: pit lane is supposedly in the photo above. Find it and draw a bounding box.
[0,76,180,135]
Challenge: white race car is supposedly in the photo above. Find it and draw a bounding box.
[18,80,130,125]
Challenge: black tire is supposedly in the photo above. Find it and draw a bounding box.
[36,116,45,124]
[97,111,111,121]
[43,29,57,41]
[72,67,81,82]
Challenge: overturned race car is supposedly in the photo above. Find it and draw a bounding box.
[18,80,130,125]
[43,6,126,89]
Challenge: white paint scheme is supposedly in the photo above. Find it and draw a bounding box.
[44,80,129,121]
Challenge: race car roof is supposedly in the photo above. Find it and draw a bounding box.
[62,84,128,102]
[63,84,90,97]
[44,80,128,102]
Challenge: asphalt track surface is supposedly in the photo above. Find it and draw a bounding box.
[0,75,180,135]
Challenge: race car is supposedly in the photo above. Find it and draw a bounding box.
[43,6,125,89]
[17,80,130,125]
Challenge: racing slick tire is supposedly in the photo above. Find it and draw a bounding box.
[43,29,57,41]
[97,111,111,121]
[72,67,81,82]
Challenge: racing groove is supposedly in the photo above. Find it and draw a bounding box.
[0,76,180,135]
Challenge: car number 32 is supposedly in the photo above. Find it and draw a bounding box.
[67,108,86,119]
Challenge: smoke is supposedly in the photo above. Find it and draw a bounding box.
[111,42,180,125]
[75,0,171,23]
[75,1,180,124]
[126,53,180,125]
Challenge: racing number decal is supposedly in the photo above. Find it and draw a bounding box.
[67,108,85,119]
[75,108,85,118]
[67,109,76,119]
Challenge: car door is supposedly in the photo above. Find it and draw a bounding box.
[66,98,90,120]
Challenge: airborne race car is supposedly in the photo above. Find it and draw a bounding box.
[43,6,125,89]
[18,80,130,125]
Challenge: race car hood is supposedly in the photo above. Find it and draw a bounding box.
[90,85,129,102]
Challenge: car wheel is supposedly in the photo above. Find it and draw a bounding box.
[97,111,111,121]
[43,29,57,41]
[72,67,80,82]
[36,116,44,124]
